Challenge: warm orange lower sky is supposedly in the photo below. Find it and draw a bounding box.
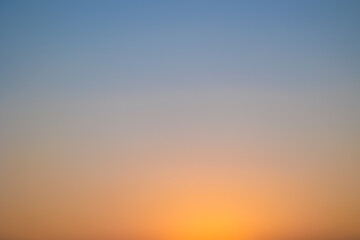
[0,86,359,240]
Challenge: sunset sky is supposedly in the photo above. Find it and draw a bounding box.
[0,1,359,240]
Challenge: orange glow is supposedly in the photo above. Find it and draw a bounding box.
[147,187,249,240]
[166,208,240,240]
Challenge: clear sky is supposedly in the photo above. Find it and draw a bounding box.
[0,1,359,240]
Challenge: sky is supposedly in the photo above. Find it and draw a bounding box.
[0,1,359,240]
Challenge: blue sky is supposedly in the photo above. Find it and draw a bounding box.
[1,0,359,95]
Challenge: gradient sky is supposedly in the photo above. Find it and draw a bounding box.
[0,1,359,240]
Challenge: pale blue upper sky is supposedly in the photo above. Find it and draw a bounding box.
[1,0,359,96]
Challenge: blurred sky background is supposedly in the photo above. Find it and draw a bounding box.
[0,1,359,240]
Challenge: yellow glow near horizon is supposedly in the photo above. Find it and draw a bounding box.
[168,209,240,240]
[150,189,247,240]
